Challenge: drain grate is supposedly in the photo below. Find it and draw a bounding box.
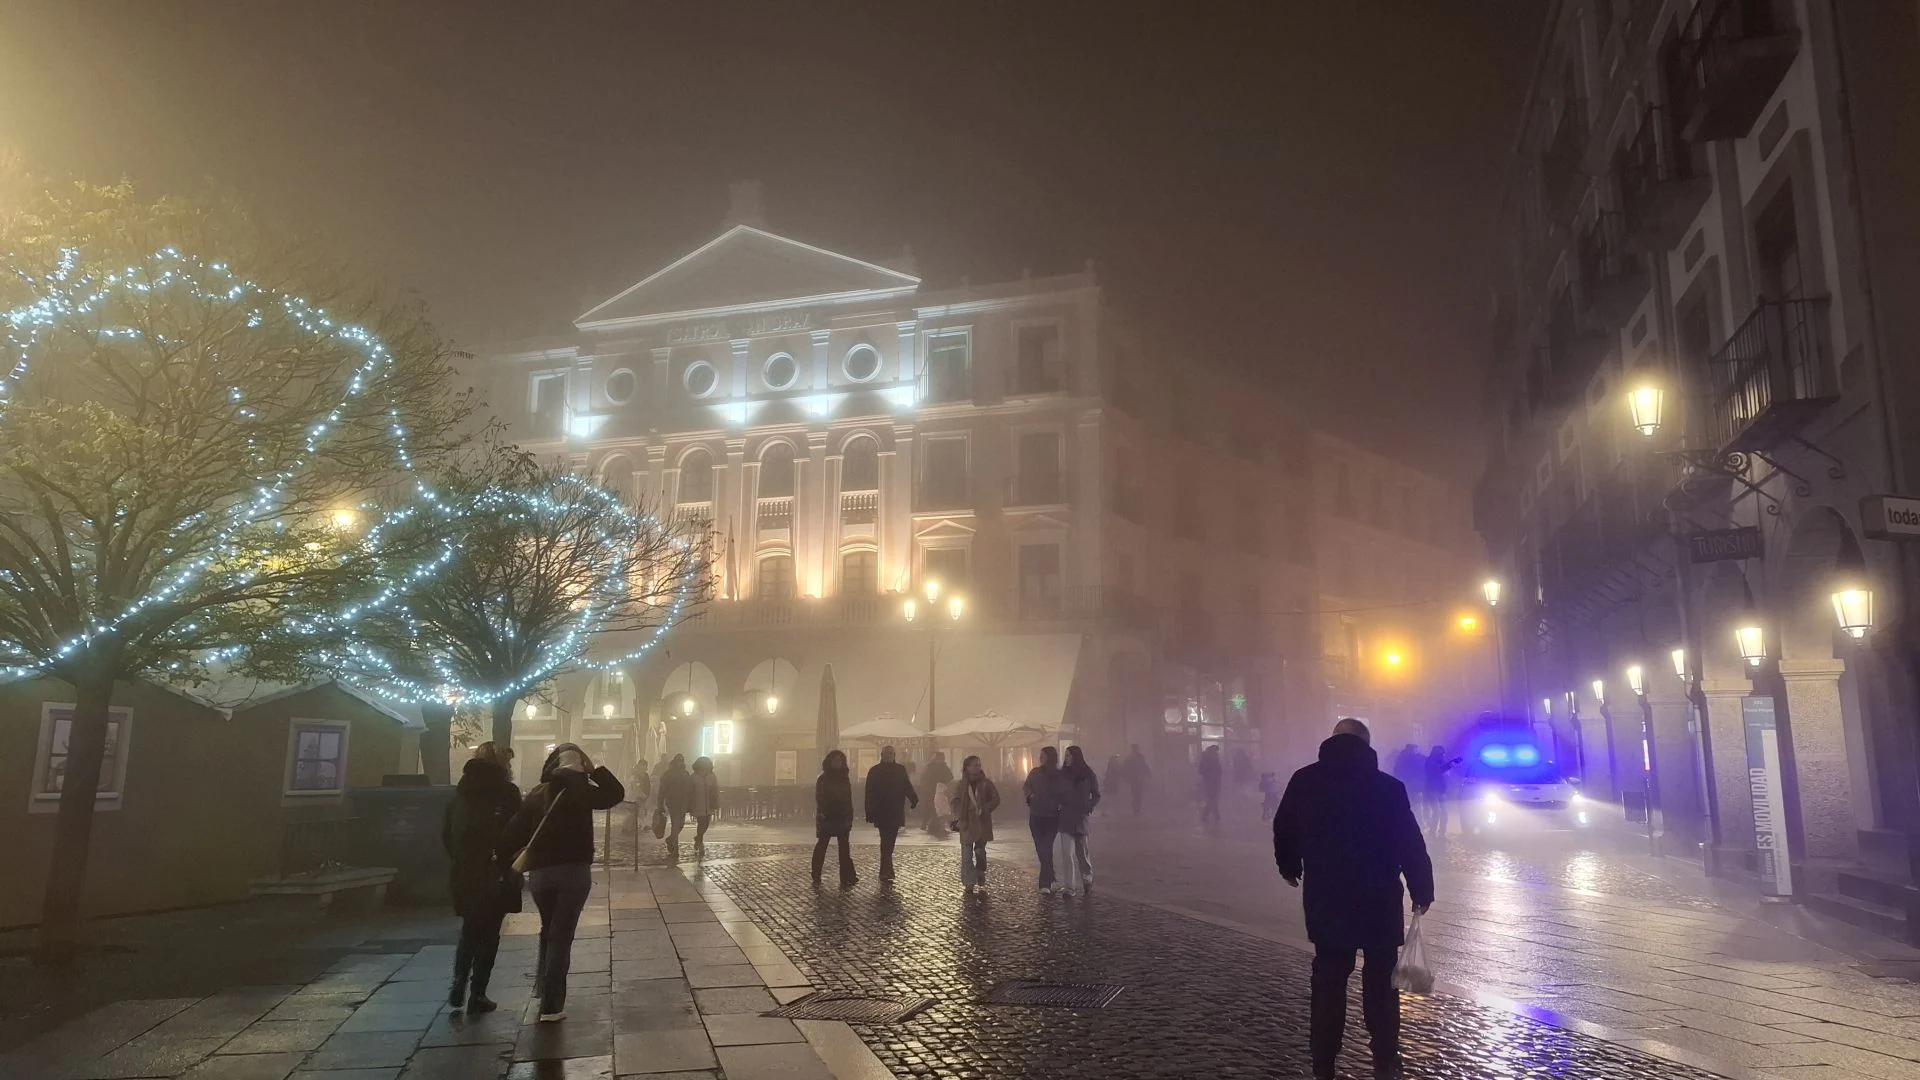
[767,990,936,1024]
[983,979,1124,1009]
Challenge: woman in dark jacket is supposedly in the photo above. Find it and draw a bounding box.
[500,742,625,1022]
[812,750,857,887]
[441,743,521,1013]
[1057,745,1101,894]
[658,754,692,861]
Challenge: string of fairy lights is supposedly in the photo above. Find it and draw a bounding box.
[1,245,698,706]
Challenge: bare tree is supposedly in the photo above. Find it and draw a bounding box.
[315,447,707,751]
[0,178,472,962]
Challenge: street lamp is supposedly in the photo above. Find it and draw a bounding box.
[1625,664,1646,697]
[1671,646,1689,680]
[1627,383,1665,437]
[765,693,779,715]
[1734,623,1766,666]
[525,701,538,721]
[1590,678,1605,705]
[682,696,697,715]
[906,580,964,736]
[1482,579,1502,607]
[1832,535,1875,639]
[601,702,614,720]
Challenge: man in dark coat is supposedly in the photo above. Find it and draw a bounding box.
[1274,718,1434,1080]
[862,745,919,884]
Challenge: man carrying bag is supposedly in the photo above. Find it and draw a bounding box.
[1274,718,1433,1080]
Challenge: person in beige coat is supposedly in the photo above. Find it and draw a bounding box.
[949,754,1002,895]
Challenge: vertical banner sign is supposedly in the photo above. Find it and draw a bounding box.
[1741,696,1793,896]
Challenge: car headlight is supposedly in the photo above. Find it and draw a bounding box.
[1569,791,1584,807]
[1481,790,1504,806]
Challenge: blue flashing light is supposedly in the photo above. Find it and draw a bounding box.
[1480,745,1512,766]
[1514,745,1540,766]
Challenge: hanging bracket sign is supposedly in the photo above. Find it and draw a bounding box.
[1861,495,1920,540]
[1687,526,1763,563]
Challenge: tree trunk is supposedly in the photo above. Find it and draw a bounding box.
[419,702,454,785]
[491,696,516,747]
[37,674,116,966]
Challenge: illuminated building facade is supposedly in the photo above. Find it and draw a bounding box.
[481,212,1321,785]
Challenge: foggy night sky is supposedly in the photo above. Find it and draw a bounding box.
[1,1,1540,481]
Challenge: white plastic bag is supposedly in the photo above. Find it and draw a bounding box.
[1392,912,1434,994]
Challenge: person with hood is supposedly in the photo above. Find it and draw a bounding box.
[919,751,955,835]
[1274,718,1433,1080]
[688,756,721,859]
[657,753,692,860]
[1391,744,1423,790]
[1022,746,1066,894]
[1122,744,1152,816]
[863,745,919,884]
[1198,744,1225,823]
[1422,745,1463,838]
[441,742,521,1014]
[500,742,625,1022]
[812,750,857,887]
[1056,745,1101,894]
[949,754,1001,893]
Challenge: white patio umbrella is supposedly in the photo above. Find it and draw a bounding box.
[935,711,1052,749]
[839,713,926,743]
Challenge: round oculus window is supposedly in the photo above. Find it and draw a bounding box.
[683,360,718,398]
[763,352,798,390]
[605,368,637,405]
[843,344,881,382]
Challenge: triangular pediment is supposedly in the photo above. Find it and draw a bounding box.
[914,519,977,540]
[577,225,921,329]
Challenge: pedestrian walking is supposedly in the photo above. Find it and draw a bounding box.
[1231,747,1255,786]
[1198,744,1224,823]
[657,753,691,860]
[812,750,858,887]
[950,754,1001,894]
[1391,744,1422,790]
[1274,718,1433,1080]
[920,751,955,836]
[442,742,521,1015]
[863,745,919,884]
[1056,745,1101,894]
[1259,771,1281,822]
[500,743,626,1023]
[1023,746,1065,893]
[1122,743,1151,816]
[1422,745,1462,838]
[687,756,720,859]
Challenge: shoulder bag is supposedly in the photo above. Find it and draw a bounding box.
[510,785,565,873]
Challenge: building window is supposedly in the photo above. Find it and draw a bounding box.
[759,443,796,499]
[1014,431,1063,505]
[286,719,350,796]
[1017,543,1064,618]
[841,437,879,491]
[923,546,969,590]
[604,368,637,406]
[531,371,569,434]
[679,449,714,504]
[757,554,796,600]
[919,436,969,510]
[843,343,882,383]
[924,331,970,403]
[1333,462,1356,517]
[841,550,878,595]
[763,352,799,391]
[31,705,133,810]
[1014,324,1063,394]
[683,360,719,398]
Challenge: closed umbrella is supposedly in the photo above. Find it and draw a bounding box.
[840,713,926,743]
[816,663,839,756]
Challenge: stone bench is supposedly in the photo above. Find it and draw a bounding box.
[249,867,398,914]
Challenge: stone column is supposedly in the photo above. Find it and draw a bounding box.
[1701,678,1758,863]
[1647,670,1704,849]
[645,444,668,508]
[723,439,748,599]
[896,320,919,385]
[729,339,750,397]
[651,347,672,412]
[801,431,829,597]
[885,427,915,593]
[1777,658,1860,862]
[1075,408,1102,592]
[810,329,832,389]
[823,446,845,596]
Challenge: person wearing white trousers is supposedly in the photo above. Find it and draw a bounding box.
[1055,746,1101,894]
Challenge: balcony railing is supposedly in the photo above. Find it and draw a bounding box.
[839,489,878,525]
[1674,0,1800,143]
[756,496,793,529]
[1705,298,1836,454]
[1617,105,1711,253]
[673,502,714,531]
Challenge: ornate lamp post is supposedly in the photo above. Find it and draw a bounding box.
[904,579,965,736]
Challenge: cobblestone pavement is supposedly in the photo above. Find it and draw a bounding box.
[1076,812,1920,1080]
[697,845,1733,1080]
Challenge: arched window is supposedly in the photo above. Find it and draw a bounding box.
[759,443,796,498]
[758,554,795,600]
[598,454,636,501]
[841,437,879,492]
[679,449,714,504]
[841,550,878,595]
